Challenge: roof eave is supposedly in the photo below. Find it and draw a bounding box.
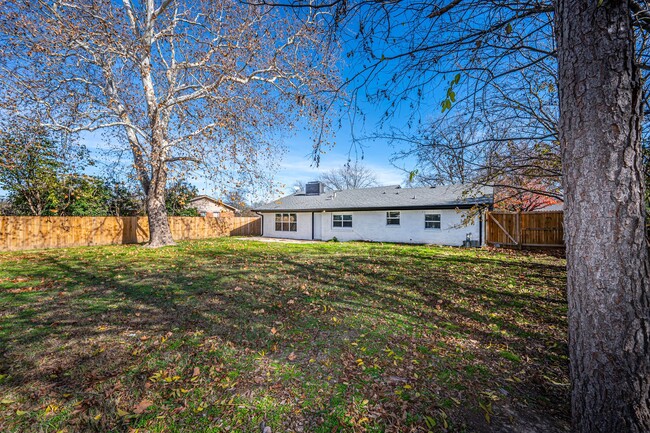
[252,202,491,213]
[189,196,238,211]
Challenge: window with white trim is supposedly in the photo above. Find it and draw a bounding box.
[425,213,441,229]
[386,211,401,226]
[275,213,297,231]
[333,214,352,228]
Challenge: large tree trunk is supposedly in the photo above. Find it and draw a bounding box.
[145,161,175,248]
[556,0,650,431]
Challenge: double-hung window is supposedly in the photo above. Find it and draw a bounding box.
[386,211,401,226]
[425,213,441,229]
[275,213,297,231]
[333,214,352,228]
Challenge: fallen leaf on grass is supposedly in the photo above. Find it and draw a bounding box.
[133,400,153,414]
[287,352,297,361]
[270,327,277,335]
[192,367,200,377]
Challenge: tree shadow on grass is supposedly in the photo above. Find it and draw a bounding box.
[0,242,569,432]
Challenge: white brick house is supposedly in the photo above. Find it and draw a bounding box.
[253,183,493,246]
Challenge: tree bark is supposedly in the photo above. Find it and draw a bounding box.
[556,0,650,431]
[145,160,175,248]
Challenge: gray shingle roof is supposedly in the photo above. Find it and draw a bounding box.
[253,184,493,212]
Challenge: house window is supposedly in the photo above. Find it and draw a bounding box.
[386,211,401,226]
[275,213,297,231]
[425,213,441,229]
[333,214,352,228]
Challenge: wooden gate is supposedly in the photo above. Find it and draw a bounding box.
[486,211,564,248]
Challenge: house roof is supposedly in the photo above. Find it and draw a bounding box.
[253,184,493,213]
[533,202,564,211]
[188,195,239,212]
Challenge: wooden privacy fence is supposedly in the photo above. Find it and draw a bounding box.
[0,215,261,251]
[486,211,564,248]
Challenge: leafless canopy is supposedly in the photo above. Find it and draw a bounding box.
[319,161,378,190]
[0,0,340,244]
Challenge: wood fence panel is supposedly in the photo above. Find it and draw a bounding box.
[1,217,9,250]
[229,217,262,236]
[11,218,22,250]
[73,217,82,247]
[24,217,34,249]
[39,218,49,249]
[487,211,564,248]
[0,215,262,251]
[46,218,56,249]
[38,218,49,249]
[136,217,150,243]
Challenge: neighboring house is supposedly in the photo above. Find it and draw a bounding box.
[188,195,239,217]
[253,182,493,246]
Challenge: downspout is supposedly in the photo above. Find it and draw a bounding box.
[479,208,483,246]
[486,203,494,247]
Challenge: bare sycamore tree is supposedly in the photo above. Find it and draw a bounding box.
[319,161,378,190]
[0,0,339,246]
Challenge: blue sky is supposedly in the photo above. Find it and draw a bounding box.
[275,142,407,190]
[270,117,416,195]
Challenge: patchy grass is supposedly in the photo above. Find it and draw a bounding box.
[0,238,569,432]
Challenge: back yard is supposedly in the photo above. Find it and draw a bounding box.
[0,239,568,432]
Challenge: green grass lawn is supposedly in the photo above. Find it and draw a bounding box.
[0,238,569,432]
